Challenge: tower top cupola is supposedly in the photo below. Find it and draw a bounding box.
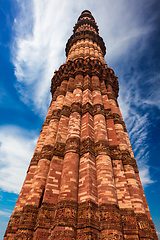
[65,10,106,57]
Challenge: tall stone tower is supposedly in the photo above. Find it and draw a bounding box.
[4,10,158,240]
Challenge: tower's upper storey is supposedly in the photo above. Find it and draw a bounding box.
[73,10,99,35]
[66,10,106,63]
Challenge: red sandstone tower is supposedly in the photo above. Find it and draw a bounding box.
[4,10,158,240]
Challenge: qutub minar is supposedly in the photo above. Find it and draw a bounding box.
[4,10,158,240]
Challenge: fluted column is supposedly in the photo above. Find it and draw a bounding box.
[77,75,99,239]
[120,113,157,239]
[14,80,65,239]
[50,74,83,239]
[114,103,153,239]
[33,80,70,239]
[91,75,123,239]
[101,80,139,239]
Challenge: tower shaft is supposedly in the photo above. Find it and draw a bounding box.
[4,10,158,240]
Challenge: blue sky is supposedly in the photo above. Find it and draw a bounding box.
[0,0,160,239]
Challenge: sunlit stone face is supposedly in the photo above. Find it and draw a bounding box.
[67,38,105,63]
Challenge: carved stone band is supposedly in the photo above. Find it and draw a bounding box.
[110,145,121,160]
[82,102,93,116]
[29,152,41,167]
[94,140,110,157]
[53,142,66,157]
[93,104,105,116]
[35,203,56,229]
[52,109,61,120]
[80,138,95,156]
[135,213,153,239]
[78,200,99,229]
[18,205,39,231]
[105,109,113,119]
[51,58,119,99]
[54,200,78,228]
[65,137,80,154]
[43,116,52,127]
[71,102,82,115]
[99,204,122,232]
[4,210,22,236]
[40,145,54,161]
[61,105,71,117]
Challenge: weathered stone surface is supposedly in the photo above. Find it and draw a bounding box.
[78,201,99,229]
[92,76,101,91]
[53,142,65,156]
[107,118,119,146]
[75,74,83,89]
[83,74,92,91]
[13,165,37,212]
[52,109,61,120]
[123,164,146,214]
[96,155,117,205]
[59,152,79,202]
[136,213,153,239]
[82,102,93,116]
[77,227,99,240]
[42,156,63,205]
[33,228,51,240]
[105,109,113,119]
[35,203,56,229]
[93,104,105,116]
[81,112,94,140]
[65,137,80,154]
[110,145,121,160]
[112,159,133,210]
[29,152,41,167]
[94,140,110,156]
[61,105,71,117]
[78,153,98,204]
[99,204,122,231]
[18,205,39,231]
[26,158,50,206]
[54,200,77,227]
[94,114,108,143]
[67,112,81,139]
[80,137,95,156]
[40,145,54,161]
[120,209,139,237]
[92,90,102,105]
[4,210,22,237]
[51,226,76,240]
[71,102,82,115]
[100,230,123,240]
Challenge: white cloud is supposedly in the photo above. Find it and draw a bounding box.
[143,73,160,109]
[0,125,37,194]
[119,80,153,186]
[0,210,12,218]
[139,167,154,187]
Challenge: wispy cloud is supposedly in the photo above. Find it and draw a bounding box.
[0,210,12,218]
[0,125,37,193]
[118,70,154,186]
[157,232,160,240]
[139,168,154,187]
[12,0,76,116]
